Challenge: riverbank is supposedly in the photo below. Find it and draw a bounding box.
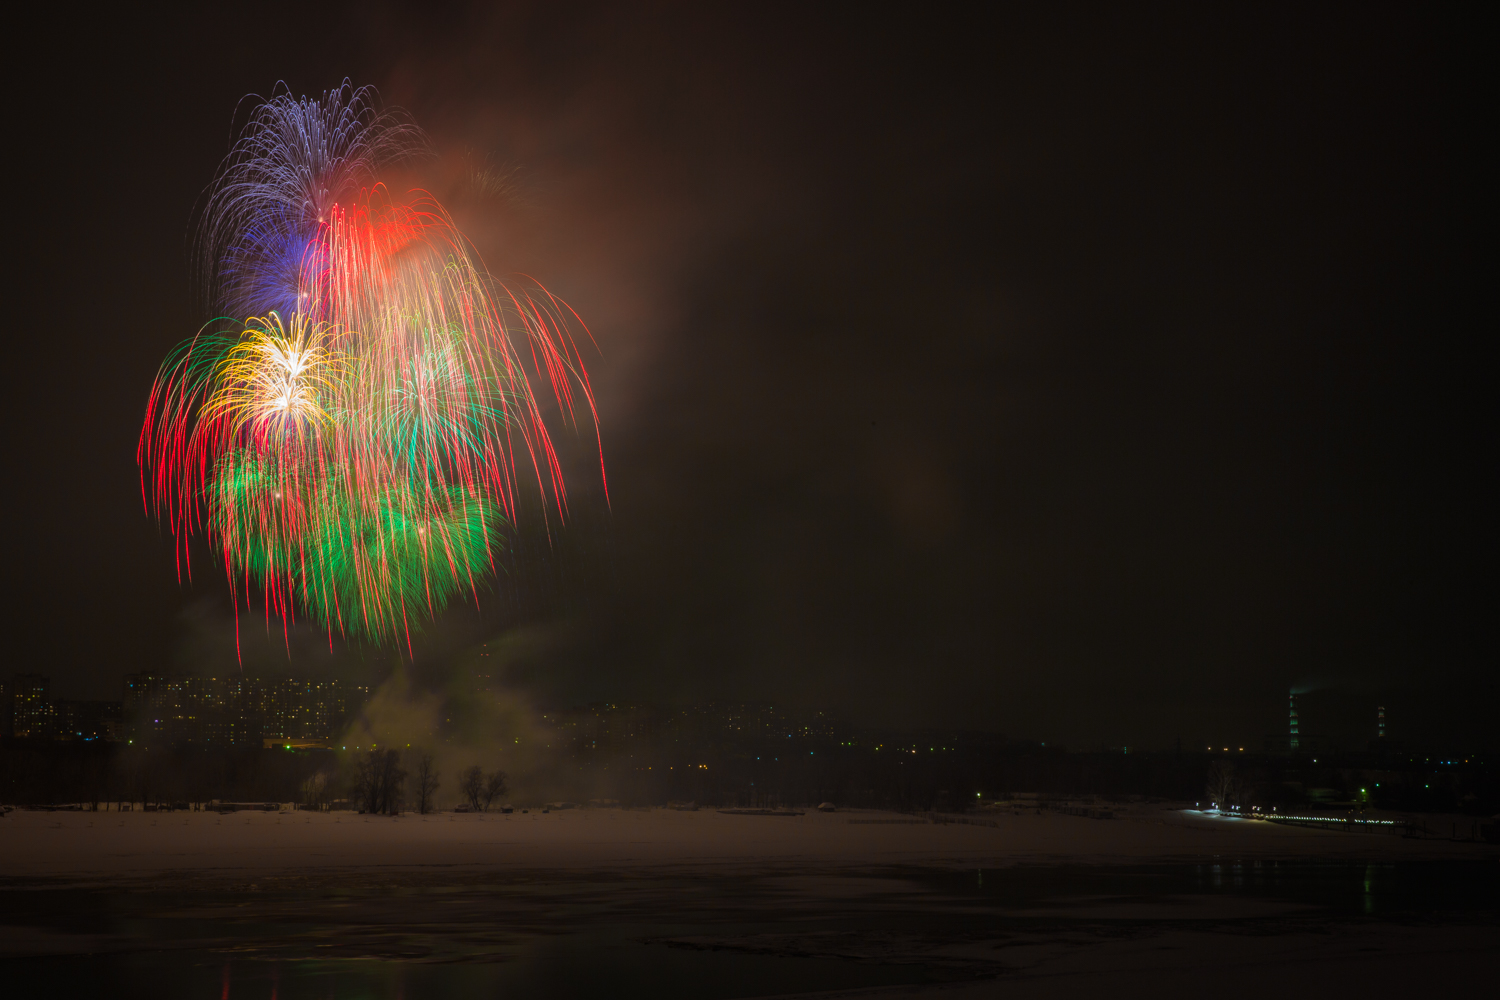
[2,804,1491,878]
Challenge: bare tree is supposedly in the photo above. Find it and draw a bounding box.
[85,755,107,812]
[413,752,440,815]
[351,749,407,815]
[460,765,484,812]
[1206,759,1239,810]
[300,771,330,811]
[482,770,508,812]
[380,749,407,815]
[351,752,374,813]
[133,753,154,811]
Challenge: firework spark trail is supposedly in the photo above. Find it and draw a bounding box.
[140,83,603,646]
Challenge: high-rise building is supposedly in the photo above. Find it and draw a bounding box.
[51,701,124,741]
[125,674,195,744]
[1288,691,1299,750]
[127,674,252,745]
[1377,705,1385,739]
[124,673,365,746]
[10,674,50,739]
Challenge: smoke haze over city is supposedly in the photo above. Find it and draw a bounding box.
[7,5,1490,753]
[4,8,1495,999]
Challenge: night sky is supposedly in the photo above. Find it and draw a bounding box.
[9,5,1488,751]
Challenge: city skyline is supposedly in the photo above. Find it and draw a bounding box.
[2,9,1491,997]
[3,669,1441,761]
[7,6,1491,756]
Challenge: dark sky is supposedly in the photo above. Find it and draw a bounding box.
[9,4,1489,750]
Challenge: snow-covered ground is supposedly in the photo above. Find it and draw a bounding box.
[1,804,1487,877]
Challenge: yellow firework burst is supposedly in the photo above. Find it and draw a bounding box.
[198,311,344,442]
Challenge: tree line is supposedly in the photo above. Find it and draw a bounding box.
[344,748,507,816]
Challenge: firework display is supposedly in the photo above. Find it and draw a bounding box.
[141,85,601,646]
